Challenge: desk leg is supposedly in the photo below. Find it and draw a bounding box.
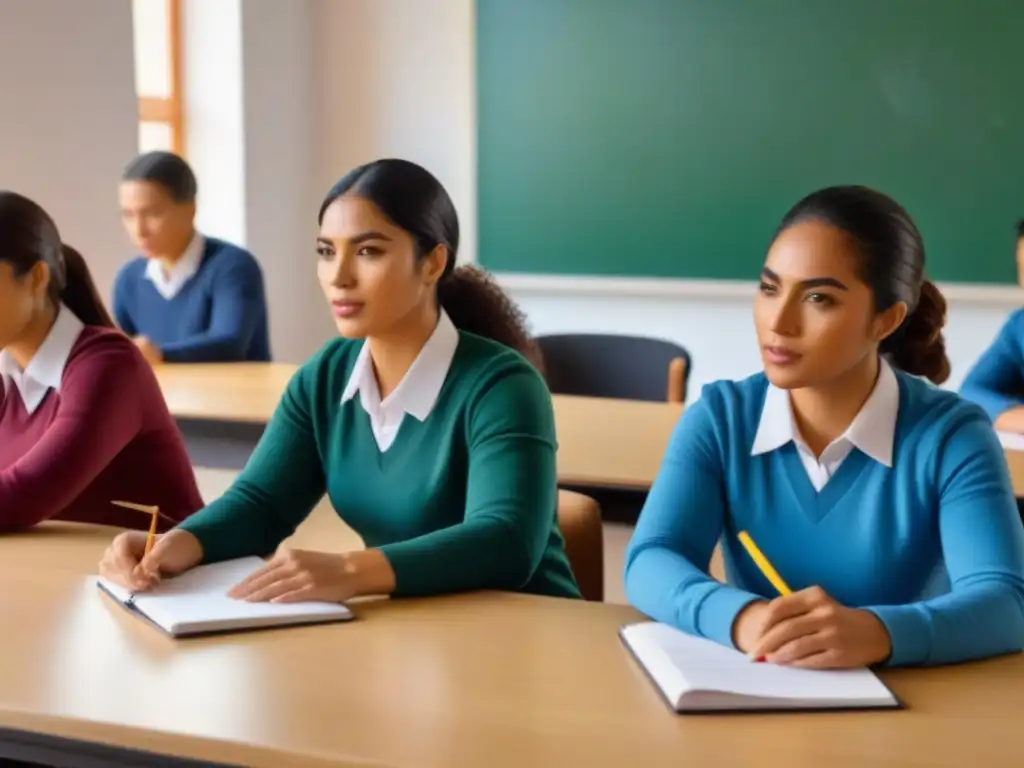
[0,728,236,768]
[174,418,266,471]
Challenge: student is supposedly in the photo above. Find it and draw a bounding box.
[113,151,271,363]
[959,219,1024,429]
[624,185,1024,669]
[0,191,203,531]
[99,158,581,602]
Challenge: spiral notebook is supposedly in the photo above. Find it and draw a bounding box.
[96,556,354,637]
[620,622,901,713]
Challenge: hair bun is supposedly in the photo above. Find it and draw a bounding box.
[884,279,950,385]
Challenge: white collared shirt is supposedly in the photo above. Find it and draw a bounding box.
[751,359,899,491]
[341,310,460,451]
[144,231,205,300]
[0,305,85,415]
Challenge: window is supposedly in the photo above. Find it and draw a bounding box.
[132,0,184,155]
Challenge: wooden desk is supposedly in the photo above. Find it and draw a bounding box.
[154,364,682,489]
[1,542,1022,768]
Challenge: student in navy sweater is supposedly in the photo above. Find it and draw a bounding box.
[0,191,202,531]
[625,186,1024,669]
[960,219,1024,429]
[113,151,271,363]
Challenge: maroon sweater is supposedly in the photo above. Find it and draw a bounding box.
[0,326,203,531]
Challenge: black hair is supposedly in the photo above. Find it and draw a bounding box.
[1015,218,1024,242]
[122,151,197,204]
[0,191,115,328]
[318,159,540,364]
[775,185,949,385]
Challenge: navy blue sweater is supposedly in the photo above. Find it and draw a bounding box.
[112,238,271,363]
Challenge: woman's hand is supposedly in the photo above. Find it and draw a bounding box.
[98,529,203,591]
[742,586,892,669]
[228,546,396,604]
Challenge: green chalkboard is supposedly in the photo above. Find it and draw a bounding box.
[477,0,1024,284]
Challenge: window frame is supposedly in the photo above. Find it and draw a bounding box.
[137,0,184,155]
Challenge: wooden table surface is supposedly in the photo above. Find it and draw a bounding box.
[154,362,299,424]
[2,524,1023,768]
[154,363,683,490]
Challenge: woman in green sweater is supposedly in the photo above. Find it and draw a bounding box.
[99,159,581,602]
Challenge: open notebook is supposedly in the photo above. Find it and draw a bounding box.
[620,622,900,713]
[96,556,354,637]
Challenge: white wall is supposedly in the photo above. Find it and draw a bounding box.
[0,0,137,298]
[240,0,336,361]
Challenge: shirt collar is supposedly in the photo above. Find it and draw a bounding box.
[0,305,85,414]
[144,231,205,299]
[341,310,459,421]
[751,358,899,467]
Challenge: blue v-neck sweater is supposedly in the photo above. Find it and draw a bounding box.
[112,238,271,363]
[624,371,1024,667]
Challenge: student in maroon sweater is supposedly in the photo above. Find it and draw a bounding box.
[0,191,203,531]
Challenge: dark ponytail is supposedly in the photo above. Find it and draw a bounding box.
[59,244,115,328]
[879,279,949,385]
[776,185,950,385]
[437,265,545,370]
[0,191,113,328]
[319,159,541,366]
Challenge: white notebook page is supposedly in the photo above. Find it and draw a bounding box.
[625,623,892,703]
[97,557,352,632]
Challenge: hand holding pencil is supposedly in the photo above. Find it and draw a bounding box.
[97,502,204,592]
[732,530,892,669]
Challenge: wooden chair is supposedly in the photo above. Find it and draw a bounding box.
[535,333,691,403]
[557,490,604,601]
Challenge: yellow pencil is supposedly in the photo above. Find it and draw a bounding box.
[111,501,162,556]
[737,530,792,596]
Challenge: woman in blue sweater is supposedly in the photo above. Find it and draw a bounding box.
[625,185,1024,669]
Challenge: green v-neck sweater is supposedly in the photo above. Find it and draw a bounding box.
[178,332,581,599]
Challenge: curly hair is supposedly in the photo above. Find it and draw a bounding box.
[319,158,544,372]
[438,264,544,372]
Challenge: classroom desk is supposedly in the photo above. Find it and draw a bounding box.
[154,364,683,489]
[1,526,1023,768]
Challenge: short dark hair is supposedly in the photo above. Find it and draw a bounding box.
[318,159,540,364]
[122,151,197,204]
[0,191,114,327]
[1015,218,1024,241]
[774,185,949,385]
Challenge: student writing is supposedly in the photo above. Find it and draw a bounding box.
[960,218,1024,429]
[0,191,203,531]
[113,151,272,363]
[624,186,1024,668]
[99,158,581,602]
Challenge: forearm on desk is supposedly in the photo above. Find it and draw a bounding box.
[994,406,1024,433]
[871,418,1024,667]
[868,583,1024,667]
[379,516,541,596]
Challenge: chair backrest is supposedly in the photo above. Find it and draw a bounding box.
[536,333,692,403]
[557,490,604,601]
